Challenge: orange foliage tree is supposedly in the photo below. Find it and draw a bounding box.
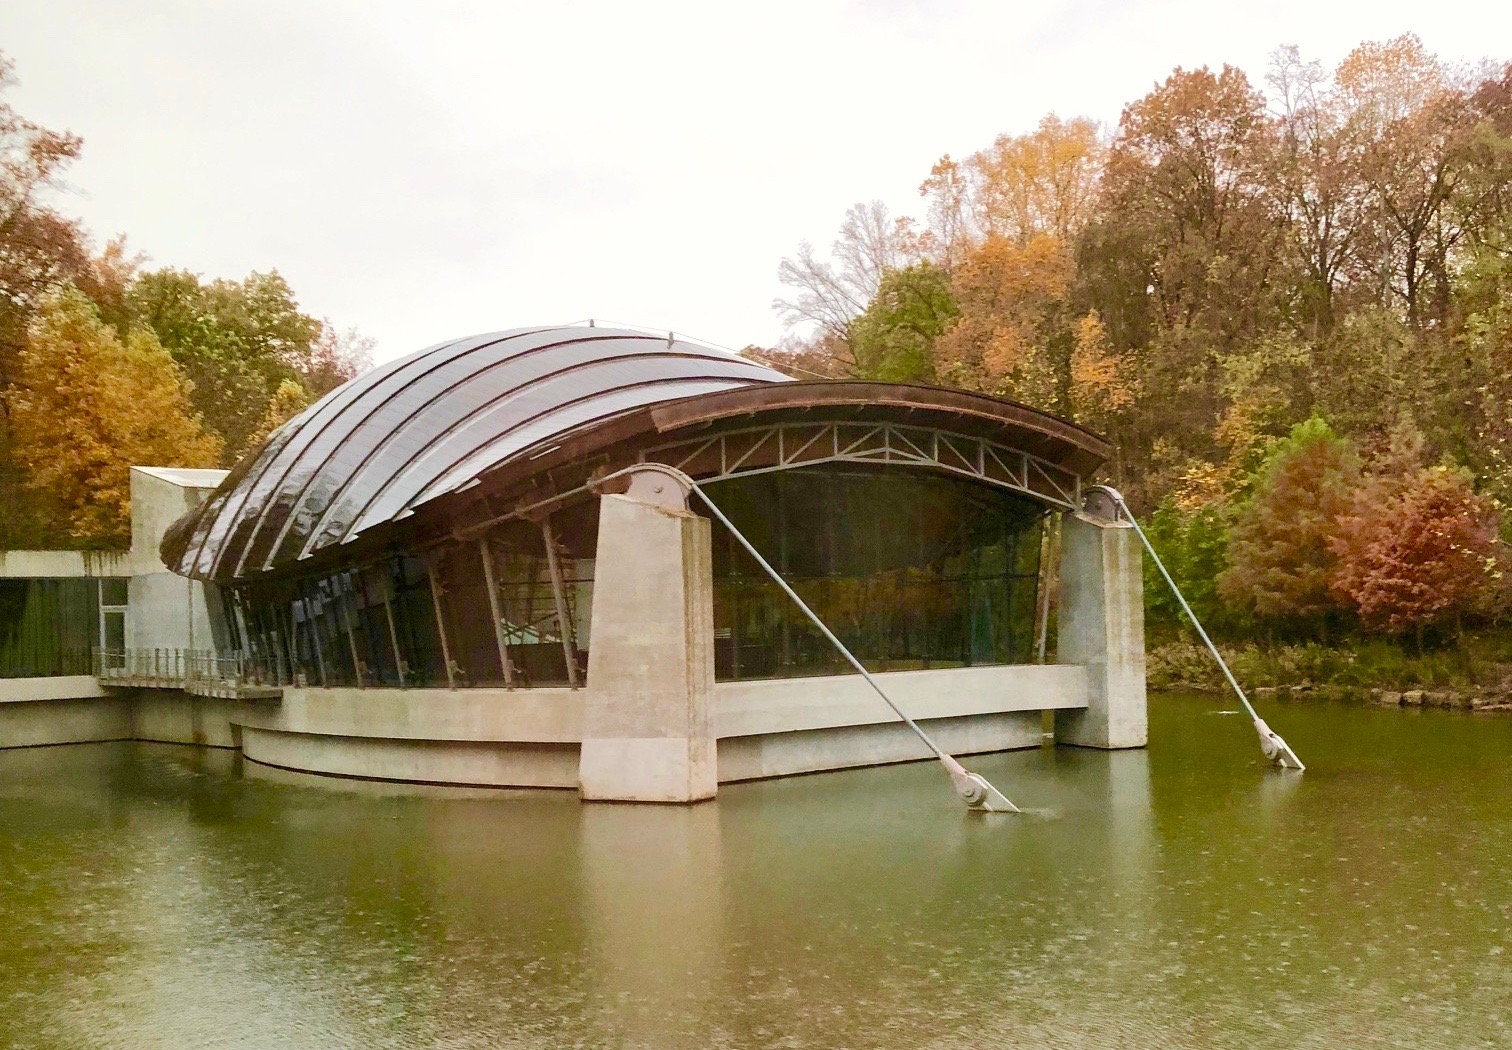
[9,288,220,543]
[1329,466,1501,640]
[932,232,1072,405]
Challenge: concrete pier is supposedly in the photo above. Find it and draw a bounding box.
[577,490,718,803]
[1054,511,1148,749]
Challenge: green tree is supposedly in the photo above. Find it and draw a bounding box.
[1218,417,1359,635]
[123,268,321,461]
[849,262,957,383]
[8,288,219,543]
[1141,498,1231,635]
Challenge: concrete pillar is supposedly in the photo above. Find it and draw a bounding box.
[578,488,717,802]
[1054,511,1147,749]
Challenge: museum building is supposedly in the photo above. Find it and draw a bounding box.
[2,325,1147,801]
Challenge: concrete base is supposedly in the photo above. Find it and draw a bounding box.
[579,736,718,802]
[1,662,1093,789]
[1055,513,1148,749]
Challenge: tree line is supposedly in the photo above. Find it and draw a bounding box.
[768,35,1512,648]
[0,51,371,548]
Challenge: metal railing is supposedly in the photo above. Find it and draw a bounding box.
[93,648,285,698]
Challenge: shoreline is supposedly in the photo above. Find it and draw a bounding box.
[1156,680,1512,711]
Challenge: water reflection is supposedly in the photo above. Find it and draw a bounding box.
[0,698,1508,1049]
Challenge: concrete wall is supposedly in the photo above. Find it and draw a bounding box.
[0,675,107,702]
[126,468,221,652]
[237,726,581,788]
[133,691,245,748]
[719,711,1044,782]
[0,467,227,660]
[0,676,132,747]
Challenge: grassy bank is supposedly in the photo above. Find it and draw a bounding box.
[1147,632,1512,710]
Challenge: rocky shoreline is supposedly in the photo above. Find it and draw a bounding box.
[1161,681,1512,711]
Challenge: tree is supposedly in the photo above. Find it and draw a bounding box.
[124,267,322,461]
[1263,45,1374,331]
[913,155,975,268]
[8,288,219,543]
[1337,35,1474,330]
[246,378,312,450]
[300,320,374,397]
[774,201,910,346]
[1098,64,1284,342]
[848,262,956,383]
[1086,65,1294,481]
[1141,498,1231,634]
[1218,418,1359,633]
[1330,466,1501,640]
[970,114,1105,244]
[933,232,1073,406]
[0,51,89,404]
[1068,309,1137,436]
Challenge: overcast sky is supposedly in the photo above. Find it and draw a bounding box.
[3,1,1508,363]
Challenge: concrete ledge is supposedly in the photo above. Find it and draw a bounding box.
[0,696,134,748]
[0,675,107,703]
[0,550,131,578]
[714,664,1087,738]
[718,710,1043,782]
[245,686,584,743]
[239,725,579,788]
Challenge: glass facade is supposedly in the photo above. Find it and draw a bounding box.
[228,498,599,690]
[228,466,1043,689]
[705,468,1043,679]
[0,578,129,678]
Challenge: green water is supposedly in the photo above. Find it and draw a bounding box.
[0,695,1506,1049]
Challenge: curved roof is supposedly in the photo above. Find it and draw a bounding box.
[162,326,788,583]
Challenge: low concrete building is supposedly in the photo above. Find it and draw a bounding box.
[1,325,1146,799]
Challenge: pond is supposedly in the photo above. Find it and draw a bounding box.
[0,694,1506,1049]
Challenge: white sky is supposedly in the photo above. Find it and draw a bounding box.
[2,1,1508,363]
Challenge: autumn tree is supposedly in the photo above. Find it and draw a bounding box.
[1263,45,1374,330]
[1218,418,1359,635]
[8,288,219,543]
[970,114,1105,244]
[0,51,89,401]
[933,232,1073,406]
[1083,65,1294,488]
[1330,466,1501,642]
[300,320,374,397]
[1337,35,1475,330]
[246,378,312,450]
[1068,309,1137,435]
